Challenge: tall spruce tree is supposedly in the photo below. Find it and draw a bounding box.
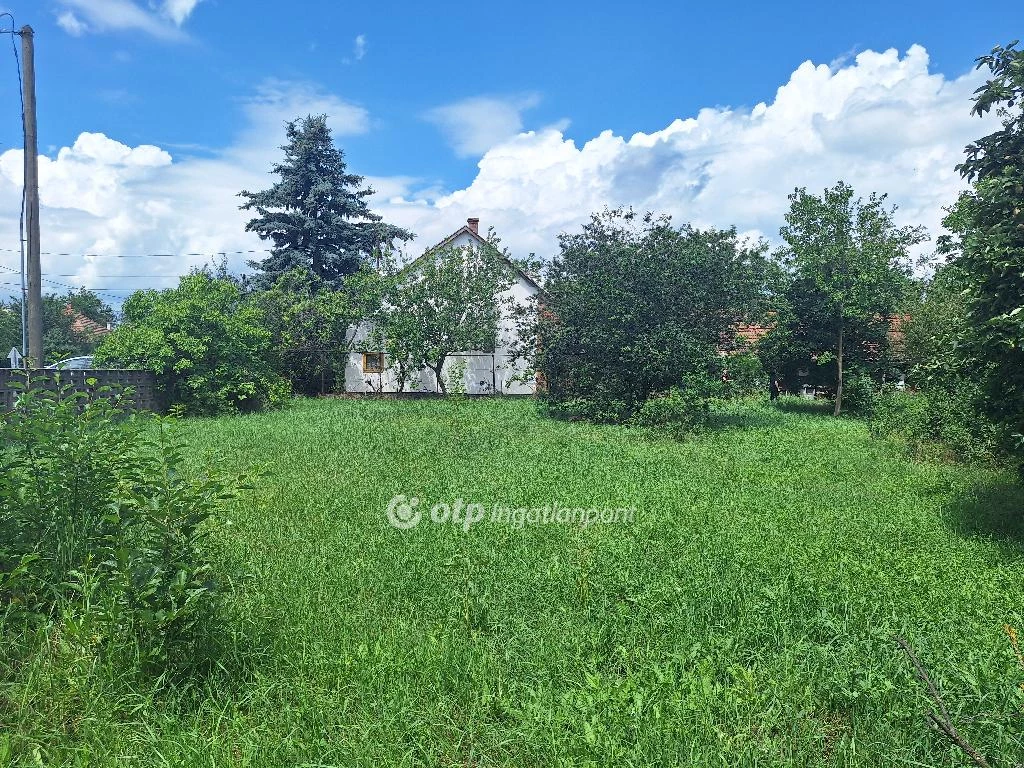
[240,115,413,287]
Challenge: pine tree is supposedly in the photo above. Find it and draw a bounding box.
[240,115,413,287]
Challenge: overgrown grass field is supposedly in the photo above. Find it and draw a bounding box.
[6,397,1024,765]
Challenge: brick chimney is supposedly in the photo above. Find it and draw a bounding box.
[467,217,480,235]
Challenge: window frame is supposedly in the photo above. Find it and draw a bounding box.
[362,352,385,374]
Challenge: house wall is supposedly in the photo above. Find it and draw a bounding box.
[343,265,539,395]
[494,273,537,395]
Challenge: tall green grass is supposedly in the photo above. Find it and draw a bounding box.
[4,397,1023,766]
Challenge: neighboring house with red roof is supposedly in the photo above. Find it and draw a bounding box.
[726,316,907,359]
[732,323,772,349]
[64,303,111,341]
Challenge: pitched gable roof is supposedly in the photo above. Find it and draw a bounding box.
[427,223,486,253]
[415,218,545,294]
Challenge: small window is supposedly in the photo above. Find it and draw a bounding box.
[363,352,385,373]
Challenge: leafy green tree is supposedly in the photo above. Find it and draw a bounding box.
[41,291,115,364]
[95,272,290,415]
[950,41,1024,461]
[777,182,924,415]
[239,115,413,287]
[371,243,513,394]
[719,351,767,398]
[757,274,902,395]
[0,302,22,361]
[367,298,425,393]
[902,260,973,392]
[0,290,114,366]
[250,267,385,394]
[891,258,1004,458]
[524,209,772,422]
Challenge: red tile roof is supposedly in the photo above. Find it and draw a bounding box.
[735,324,771,346]
[63,304,110,339]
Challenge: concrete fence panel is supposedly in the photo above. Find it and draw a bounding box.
[0,369,161,413]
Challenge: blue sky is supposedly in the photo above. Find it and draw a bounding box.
[17,0,1012,185]
[0,0,1018,299]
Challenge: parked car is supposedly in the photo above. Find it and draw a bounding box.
[46,355,95,370]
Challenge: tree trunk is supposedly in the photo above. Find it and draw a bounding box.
[834,319,844,417]
[431,362,447,394]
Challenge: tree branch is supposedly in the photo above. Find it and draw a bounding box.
[895,635,992,768]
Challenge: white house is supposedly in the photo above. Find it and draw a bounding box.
[343,218,542,395]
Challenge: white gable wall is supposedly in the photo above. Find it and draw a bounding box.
[343,231,539,395]
[446,230,481,250]
[493,272,537,395]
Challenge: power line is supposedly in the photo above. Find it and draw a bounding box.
[0,264,270,298]
[0,264,156,298]
[0,247,273,258]
[48,273,206,278]
[0,262,226,277]
[0,243,270,297]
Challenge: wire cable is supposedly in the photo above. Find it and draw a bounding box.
[0,264,153,299]
[0,247,273,258]
[0,21,270,311]
[0,260,238,278]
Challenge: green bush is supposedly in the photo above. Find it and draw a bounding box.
[0,378,238,671]
[870,389,1004,464]
[840,371,878,416]
[547,396,631,425]
[529,209,772,423]
[720,351,767,398]
[249,268,384,395]
[870,390,928,440]
[631,378,713,438]
[95,271,291,415]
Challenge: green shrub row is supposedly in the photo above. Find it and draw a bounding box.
[869,388,1007,465]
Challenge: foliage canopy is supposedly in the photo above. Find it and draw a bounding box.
[95,271,290,415]
[371,243,514,393]
[526,209,772,422]
[0,290,114,366]
[773,182,923,414]
[949,40,1024,461]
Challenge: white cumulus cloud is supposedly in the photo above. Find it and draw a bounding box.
[0,46,998,305]
[425,93,543,157]
[387,45,993,259]
[161,0,203,26]
[54,0,202,40]
[56,10,88,36]
[0,81,369,300]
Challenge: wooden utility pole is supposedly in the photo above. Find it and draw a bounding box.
[20,25,41,367]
